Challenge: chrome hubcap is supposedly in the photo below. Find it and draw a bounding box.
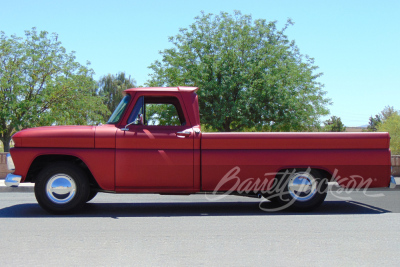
[46,174,76,204]
[288,172,317,202]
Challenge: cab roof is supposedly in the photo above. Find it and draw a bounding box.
[124,86,198,93]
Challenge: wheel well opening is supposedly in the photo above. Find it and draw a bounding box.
[277,168,333,181]
[26,155,100,189]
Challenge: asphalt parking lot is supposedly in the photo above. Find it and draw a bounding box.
[0,188,399,266]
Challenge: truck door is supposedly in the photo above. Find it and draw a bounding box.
[115,94,194,191]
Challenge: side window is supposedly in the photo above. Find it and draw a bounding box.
[146,103,182,126]
[127,96,186,126]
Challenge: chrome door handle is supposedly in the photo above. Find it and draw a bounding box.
[176,131,191,137]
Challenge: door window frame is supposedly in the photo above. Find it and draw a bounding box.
[118,92,192,129]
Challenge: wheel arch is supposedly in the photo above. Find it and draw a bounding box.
[26,154,100,190]
[276,167,333,181]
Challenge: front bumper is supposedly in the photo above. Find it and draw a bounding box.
[5,173,22,187]
[390,176,397,189]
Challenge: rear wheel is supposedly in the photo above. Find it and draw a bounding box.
[34,162,90,214]
[265,169,328,211]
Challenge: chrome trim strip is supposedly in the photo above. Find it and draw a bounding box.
[5,173,22,187]
[390,176,397,189]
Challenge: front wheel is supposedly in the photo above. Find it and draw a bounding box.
[34,162,90,214]
[87,190,98,202]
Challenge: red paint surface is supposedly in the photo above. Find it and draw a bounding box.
[201,132,389,150]
[10,148,115,191]
[115,126,194,190]
[95,124,117,148]
[13,126,95,148]
[201,149,391,191]
[9,87,392,193]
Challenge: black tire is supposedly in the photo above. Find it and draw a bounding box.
[266,169,328,212]
[87,190,98,202]
[34,162,90,214]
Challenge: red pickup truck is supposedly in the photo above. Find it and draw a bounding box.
[5,87,395,214]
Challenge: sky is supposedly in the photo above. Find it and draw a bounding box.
[1,0,399,127]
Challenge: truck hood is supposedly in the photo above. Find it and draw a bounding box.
[12,125,96,148]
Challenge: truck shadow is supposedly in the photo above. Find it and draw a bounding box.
[0,200,392,218]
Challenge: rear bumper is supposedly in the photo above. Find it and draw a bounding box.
[390,176,397,189]
[5,173,22,187]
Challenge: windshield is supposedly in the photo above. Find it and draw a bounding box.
[107,95,131,124]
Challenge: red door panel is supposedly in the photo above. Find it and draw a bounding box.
[115,126,194,190]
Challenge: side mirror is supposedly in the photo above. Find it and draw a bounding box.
[122,114,144,131]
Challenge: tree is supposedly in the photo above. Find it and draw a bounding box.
[367,106,398,132]
[377,113,400,154]
[380,106,397,121]
[0,28,109,152]
[367,115,381,132]
[97,72,136,121]
[147,11,330,132]
[146,104,181,126]
[323,116,346,132]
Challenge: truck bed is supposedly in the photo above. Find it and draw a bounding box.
[200,132,391,191]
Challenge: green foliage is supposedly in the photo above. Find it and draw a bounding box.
[367,115,381,132]
[380,106,397,121]
[147,11,330,132]
[323,116,346,132]
[146,104,181,126]
[200,124,219,132]
[377,113,400,154]
[370,106,400,154]
[0,28,109,151]
[97,72,136,121]
[367,106,397,132]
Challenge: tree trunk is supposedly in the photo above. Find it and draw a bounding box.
[1,135,12,152]
[223,119,232,132]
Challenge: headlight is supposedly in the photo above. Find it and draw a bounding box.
[6,153,15,171]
